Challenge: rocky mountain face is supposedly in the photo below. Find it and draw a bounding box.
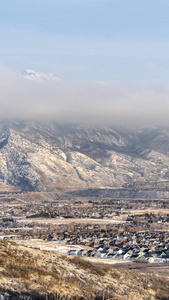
[0,120,169,196]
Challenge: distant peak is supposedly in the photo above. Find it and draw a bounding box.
[22,69,60,81]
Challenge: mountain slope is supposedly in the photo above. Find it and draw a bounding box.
[0,240,168,299]
[1,120,169,194]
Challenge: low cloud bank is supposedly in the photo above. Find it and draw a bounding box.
[0,65,169,126]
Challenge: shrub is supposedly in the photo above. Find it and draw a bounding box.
[156,292,169,300]
[70,257,110,276]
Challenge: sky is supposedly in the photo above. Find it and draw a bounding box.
[0,0,169,124]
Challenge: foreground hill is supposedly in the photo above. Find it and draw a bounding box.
[0,240,168,299]
[1,120,169,195]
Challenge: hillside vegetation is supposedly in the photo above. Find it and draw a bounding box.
[0,240,168,299]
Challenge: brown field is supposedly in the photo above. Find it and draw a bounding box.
[125,208,169,215]
[112,262,169,279]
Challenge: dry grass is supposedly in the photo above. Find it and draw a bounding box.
[0,240,169,300]
[70,256,112,276]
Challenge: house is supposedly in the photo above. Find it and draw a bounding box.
[67,250,78,256]
[86,249,100,257]
[107,251,115,259]
[77,249,85,256]
[123,253,131,260]
[134,255,148,263]
[80,249,88,257]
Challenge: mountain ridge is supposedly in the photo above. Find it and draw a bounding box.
[0,120,169,195]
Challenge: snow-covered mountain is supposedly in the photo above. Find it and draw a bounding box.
[22,69,60,81]
[1,120,169,197]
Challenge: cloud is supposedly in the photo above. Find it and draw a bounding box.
[0,65,169,126]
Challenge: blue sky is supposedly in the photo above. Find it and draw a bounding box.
[0,0,169,81]
[0,0,169,124]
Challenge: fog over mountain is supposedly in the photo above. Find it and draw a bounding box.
[0,119,169,200]
[0,65,169,126]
